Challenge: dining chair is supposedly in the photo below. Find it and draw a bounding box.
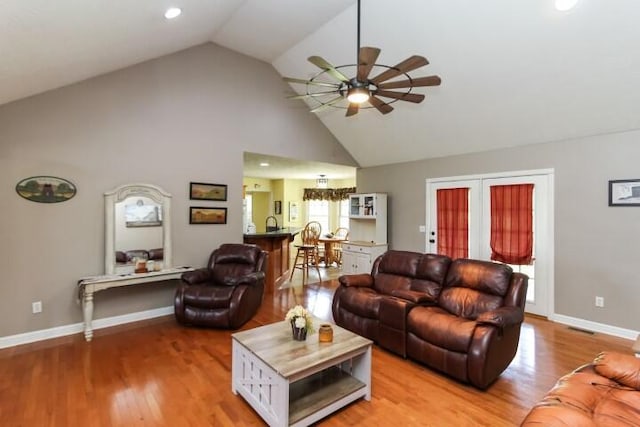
[290,221,322,283]
[333,227,350,266]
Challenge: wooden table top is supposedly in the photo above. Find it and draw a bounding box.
[317,236,348,243]
[232,319,372,379]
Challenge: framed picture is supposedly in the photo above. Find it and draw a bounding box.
[15,176,77,203]
[609,179,640,206]
[289,201,299,222]
[274,200,282,215]
[189,182,227,201]
[190,207,228,224]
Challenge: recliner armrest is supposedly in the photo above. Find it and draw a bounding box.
[181,268,213,285]
[338,274,374,288]
[222,271,265,286]
[391,289,437,305]
[476,306,524,329]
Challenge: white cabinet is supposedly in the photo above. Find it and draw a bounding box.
[349,193,385,219]
[342,242,388,275]
[344,193,388,274]
[347,193,387,245]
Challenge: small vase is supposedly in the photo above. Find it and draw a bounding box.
[291,320,307,341]
[318,324,333,343]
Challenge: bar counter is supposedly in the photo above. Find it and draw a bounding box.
[243,227,301,293]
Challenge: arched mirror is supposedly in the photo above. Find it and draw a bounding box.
[105,183,172,275]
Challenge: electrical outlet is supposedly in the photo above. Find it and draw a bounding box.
[595,296,604,308]
[32,301,42,314]
[419,225,426,232]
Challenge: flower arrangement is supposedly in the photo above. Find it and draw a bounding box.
[285,305,315,334]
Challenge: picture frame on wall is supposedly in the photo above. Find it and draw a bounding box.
[289,201,299,222]
[189,207,228,224]
[608,179,640,206]
[274,200,282,215]
[189,182,227,201]
[15,176,77,203]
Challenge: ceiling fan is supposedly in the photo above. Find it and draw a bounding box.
[283,0,441,117]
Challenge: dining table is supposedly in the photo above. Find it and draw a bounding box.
[318,236,348,266]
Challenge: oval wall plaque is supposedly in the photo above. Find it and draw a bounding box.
[16,176,77,203]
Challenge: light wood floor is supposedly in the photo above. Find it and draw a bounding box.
[0,266,634,426]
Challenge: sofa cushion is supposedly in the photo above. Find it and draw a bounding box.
[407,253,451,301]
[444,259,512,297]
[340,287,382,319]
[439,287,504,320]
[407,306,477,353]
[594,351,640,390]
[374,273,413,296]
[377,250,421,276]
[182,285,235,309]
[521,363,640,426]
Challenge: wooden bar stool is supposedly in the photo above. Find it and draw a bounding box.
[290,221,322,283]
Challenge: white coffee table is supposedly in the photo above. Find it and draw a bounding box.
[231,320,372,427]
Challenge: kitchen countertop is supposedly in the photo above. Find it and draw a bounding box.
[243,227,302,238]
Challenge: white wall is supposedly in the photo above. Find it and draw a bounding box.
[0,43,357,338]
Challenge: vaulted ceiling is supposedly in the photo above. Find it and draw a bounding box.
[3,1,640,168]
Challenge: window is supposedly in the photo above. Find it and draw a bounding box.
[245,194,253,223]
[308,200,329,234]
[339,199,350,229]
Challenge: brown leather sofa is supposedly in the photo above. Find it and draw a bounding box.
[332,250,528,389]
[521,351,640,426]
[174,243,267,329]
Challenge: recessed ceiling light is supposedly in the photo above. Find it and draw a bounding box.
[555,0,579,11]
[164,7,182,19]
[260,162,269,167]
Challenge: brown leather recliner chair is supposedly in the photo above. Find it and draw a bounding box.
[406,258,528,389]
[174,243,267,329]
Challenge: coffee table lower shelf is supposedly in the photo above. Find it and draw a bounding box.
[289,366,366,425]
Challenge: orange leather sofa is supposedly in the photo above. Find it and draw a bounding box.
[521,351,640,426]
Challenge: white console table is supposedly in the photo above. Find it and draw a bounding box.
[77,267,194,341]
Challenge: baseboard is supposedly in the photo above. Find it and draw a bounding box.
[549,313,639,340]
[0,306,173,349]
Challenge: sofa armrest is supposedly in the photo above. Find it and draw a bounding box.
[391,289,437,305]
[338,274,374,288]
[594,351,640,390]
[222,271,265,286]
[476,306,524,329]
[181,268,212,285]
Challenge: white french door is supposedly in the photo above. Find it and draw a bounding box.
[426,170,554,317]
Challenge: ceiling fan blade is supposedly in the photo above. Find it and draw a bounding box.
[346,103,359,117]
[377,75,442,90]
[309,96,344,113]
[375,90,425,103]
[357,47,381,82]
[308,56,350,83]
[370,55,429,84]
[287,90,340,100]
[283,77,341,88]
[368,96,393,115]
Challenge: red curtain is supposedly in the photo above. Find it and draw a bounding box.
[490,184,534,265]
[437,188,469,259]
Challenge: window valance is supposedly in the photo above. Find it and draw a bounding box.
[303,187,356,201]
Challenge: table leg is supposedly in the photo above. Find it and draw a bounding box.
[83,291,94,342]
[324,242,334,266]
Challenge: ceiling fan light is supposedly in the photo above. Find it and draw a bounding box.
[347,87,370,104]
[555,0,579,11]
[164,7,182,19]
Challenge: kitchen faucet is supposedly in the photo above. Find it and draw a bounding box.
[266,215,278,232]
